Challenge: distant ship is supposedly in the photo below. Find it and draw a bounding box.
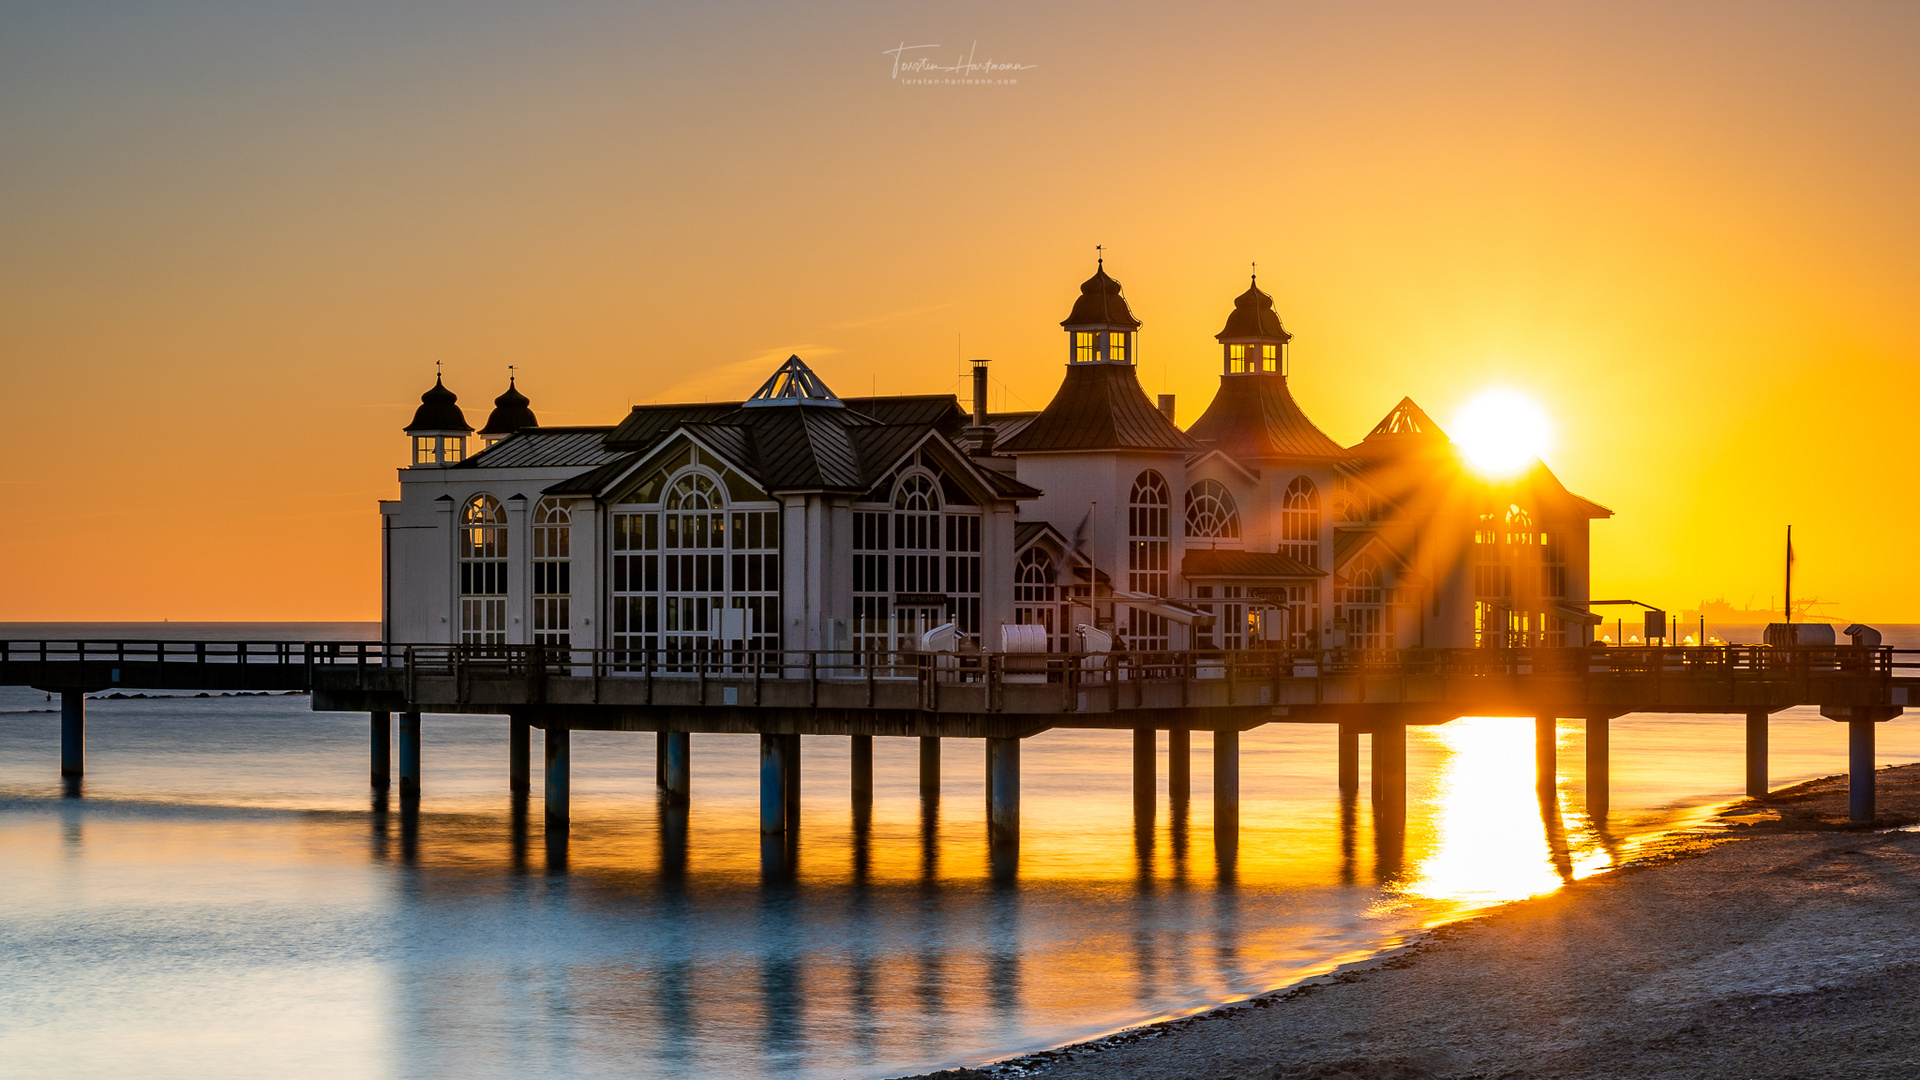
[1682,597,1843,625]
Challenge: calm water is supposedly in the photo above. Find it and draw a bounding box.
[4,623,1918,1080]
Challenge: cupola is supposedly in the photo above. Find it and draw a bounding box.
[478,374,539,447]
[1060,257,1141,366]
[404,374,473,467]
[1215,275,1292,376]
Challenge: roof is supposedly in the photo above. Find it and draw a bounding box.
[604,402,744,450]
[478,377,538,436]
[462,426,620,469]
[1332,528,1409,574]
[406,375,472,433]
[1185,373,1347,460]
[998,362,1200,454]
[1061,263,1141,329]
[1014,520,1070,553]
[1358,397,1448,448]
[1215,279,1292,343]
[742,355,844,409]
[1182,548,1326,579]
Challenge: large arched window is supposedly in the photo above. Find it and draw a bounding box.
[459,494,507,646]
[1280,476,1320,568]
[1338,552,1390,650]
[532,497,570,649]
[1184,480,1240,539]
[660,472,726,661]
[1013,547,1060,651]
[1127,470,1171,650]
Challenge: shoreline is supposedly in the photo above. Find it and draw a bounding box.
[907,764,1920,1080]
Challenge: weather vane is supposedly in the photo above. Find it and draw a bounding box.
[1096,243,1103,268]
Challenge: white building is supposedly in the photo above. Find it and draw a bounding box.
[381,264,1609,655]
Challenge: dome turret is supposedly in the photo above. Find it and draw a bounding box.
[404,373,472,467]
[1060,256,1140,366]
[479,375,539,444]
[1214,275,1291,375]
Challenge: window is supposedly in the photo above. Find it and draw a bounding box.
[1127,470,1171,650]
[1334,477,1374,523]
[1473,504,1547,647]
[1191,584,1246,651]
[459,494,507,645]
[1074,332,1096,364]
[1013,547,1060,651]
[852,510,890,655]
[1280,476,1320,568]
[1228,344,1248,374]
[413,436,437,465]
[1107,331,1127,364]
[1337,553,1391,650]
[1184,480,1240,539]
[444,437,465,463]
[532,498,571,649]
[609,470,780,671]
[1261,344,1278,372]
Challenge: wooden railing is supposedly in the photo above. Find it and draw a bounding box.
[0,639,390,668]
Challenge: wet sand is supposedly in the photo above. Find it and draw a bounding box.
[911,763,1920,1080]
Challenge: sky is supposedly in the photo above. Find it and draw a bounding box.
[3,0,1917,622]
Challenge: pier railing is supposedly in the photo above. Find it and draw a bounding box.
[0,639,390,668]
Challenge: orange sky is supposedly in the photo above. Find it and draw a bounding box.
[4,0,1917,622]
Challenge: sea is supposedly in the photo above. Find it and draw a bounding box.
[4,622,1918,1080]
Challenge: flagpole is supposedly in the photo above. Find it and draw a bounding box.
[1785,525,1793,627]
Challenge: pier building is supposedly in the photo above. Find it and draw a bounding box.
[381,264,1612,659]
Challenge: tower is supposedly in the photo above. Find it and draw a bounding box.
[1216,274,1291,375]
[404,374,472,467]
[1060,257,1141,365]
[478,373,539,448]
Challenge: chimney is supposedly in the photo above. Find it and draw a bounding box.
[968,358,996,457]
[1158,394,1176,422]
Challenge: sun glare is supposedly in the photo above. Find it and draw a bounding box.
[1452,388,1552,476]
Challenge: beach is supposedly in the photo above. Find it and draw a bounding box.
[917,764,1920,1080]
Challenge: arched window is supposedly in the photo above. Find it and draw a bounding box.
[1333,477,1372,523]
[1338,552,1390,650]
[459,495,507,646]
[532,498,570,649]
[1280,476,1320,568]
[660,472,726,662]
[1014,547,1059,651]
[1128,471,1171,650]
[1184,480,1240,539]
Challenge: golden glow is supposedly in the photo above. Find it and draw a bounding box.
[1451,388,1553,477]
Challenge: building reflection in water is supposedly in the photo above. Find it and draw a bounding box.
[367,722,1643,1079]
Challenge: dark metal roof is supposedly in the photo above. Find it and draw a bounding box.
[478,378,539,436]
[840,395,970,435]
[463,427,619,469]
[1182,548,1326,579]
[998,363,1200,454]
[1061,263,1141,329]
[604,402,745,450]
[1215,279,1292,343]
[1359,397,1447,446]
[406,376,472,433]
[1185,373,1347,460]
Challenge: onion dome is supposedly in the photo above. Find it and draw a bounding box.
[405,375,471,432]
[479,376,539,436]
[1060,261,1141,329]
[1215,277,1292,343]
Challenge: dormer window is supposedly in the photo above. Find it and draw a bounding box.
[1074,332,1096,363]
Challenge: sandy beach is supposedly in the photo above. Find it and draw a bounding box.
[911,763,1920,1080]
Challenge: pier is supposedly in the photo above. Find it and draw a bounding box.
[6,638,1913,847]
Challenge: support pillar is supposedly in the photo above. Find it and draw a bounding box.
[509,716,529,794]
[543,723,570,831]
[60,690,84,779]
[1168,727,1191,804]
[1213,728,1240,837]
[919,736,940,800]
[851,735,873,809]
[1535,715,1557,793]
[1745,710,1768,799]
[785,733,802,825]
[1586,716,1609,819]
[663,732,690,806]
[1133,728,1156,822]
[761,733,791,835]
[1370,722,1406,822]
[398,711,421,800]
[1337,723,1360,795]
[987,736,1020,848]
[656,731,668,790]
[371,711,392,789]
[1849,715,1875,823]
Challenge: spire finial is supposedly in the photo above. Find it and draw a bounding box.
[1096,243,1103,269]
[435,358,443,383]
[1251,260,1257,285]
[508,363,516,387]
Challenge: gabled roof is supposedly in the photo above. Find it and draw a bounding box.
[462,426,620,469]
[1185,373,1347,461]
[1061,262,1141,329]
[1332,528,1409,575]
[1182,548,1326,579]
[998,362,1200,454]
[1215,279,1292,343]
[1014,520,1071,553]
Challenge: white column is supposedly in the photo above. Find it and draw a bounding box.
[982,505,1016,647]
[506,494,529,645]
[569,498,601,652]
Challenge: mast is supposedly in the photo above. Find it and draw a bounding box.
[1785,526,1793,624]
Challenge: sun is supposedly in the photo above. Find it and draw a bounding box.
[1451,388,1553,476]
